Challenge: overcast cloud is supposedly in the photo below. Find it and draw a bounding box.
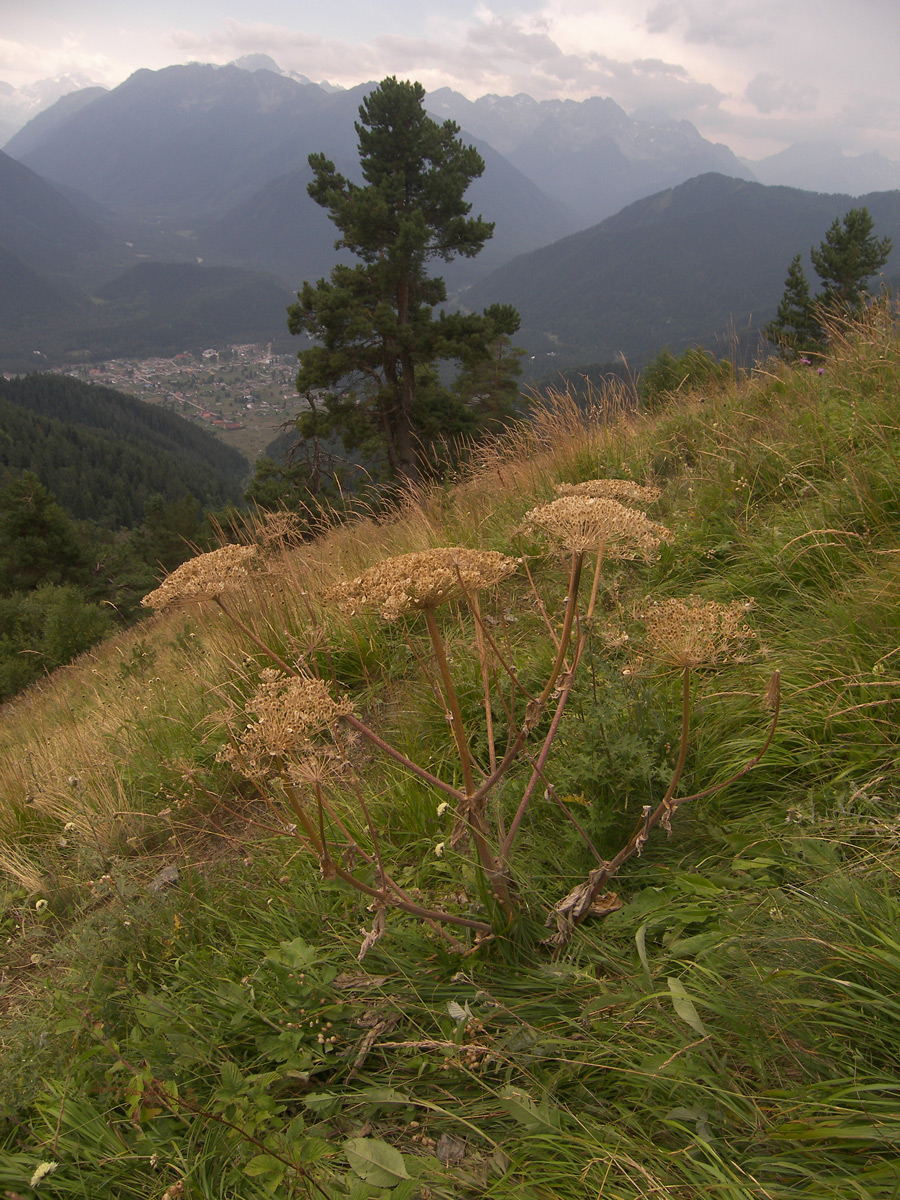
[1,0,897,160]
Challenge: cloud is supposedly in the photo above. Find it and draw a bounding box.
[746,72,818,115]
[644,0,776,49]
[0,35,116,89]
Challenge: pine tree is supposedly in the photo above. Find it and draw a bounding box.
[287,77,521,484]
[810,207,892,312]
[767,208,893,357]
[764,254,822,356]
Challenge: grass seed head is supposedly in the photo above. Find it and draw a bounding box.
[141,544,258,610]
[638,595,758,668]
[328,547,519,620]
[524,495,670,557]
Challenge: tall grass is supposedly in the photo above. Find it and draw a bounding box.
[3,301,900,1197]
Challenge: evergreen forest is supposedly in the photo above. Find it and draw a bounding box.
[0,373,249,700]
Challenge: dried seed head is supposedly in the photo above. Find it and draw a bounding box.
[142,544,258,610]
[328,547,519,621]
[555,479,661,507]
[638,595,757,668]
[219,671,353,776]
[256,511,305,549]
[288,752,341,788]
[524,495,670,557]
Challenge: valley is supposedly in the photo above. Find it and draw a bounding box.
[45,344,302,462]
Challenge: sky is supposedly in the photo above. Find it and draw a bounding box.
[1,0,899,161]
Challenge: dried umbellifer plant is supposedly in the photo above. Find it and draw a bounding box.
[143,484,780,957]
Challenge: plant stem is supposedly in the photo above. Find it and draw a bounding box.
[214,595,297,676]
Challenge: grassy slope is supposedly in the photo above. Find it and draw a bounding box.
[2,305,900,1198]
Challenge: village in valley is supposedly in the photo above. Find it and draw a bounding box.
[54,344,305,461]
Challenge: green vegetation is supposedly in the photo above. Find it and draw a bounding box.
[0,261,296,374]
[0,374,249,700]
[289,77,522,485]
[766,206,893,355]
[639,345,734,408]
[0,373,248,527]
[2,303,900,1197]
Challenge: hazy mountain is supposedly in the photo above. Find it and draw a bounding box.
[5,64,356,221]
[749,141,900,195]
[0,148,122,280]
[0,245,85,335]
[0,260,295,372]
[199,136,577,290]
[461,174,900,369]
[230,54,343,92]
[0,75,106,147]
[7,63,752,244]
[426,88,755,226]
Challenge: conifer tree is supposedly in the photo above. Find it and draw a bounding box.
[811,207,892,311]
[287,77,521,484]
[764,254,822,355]
[766,208,892,356]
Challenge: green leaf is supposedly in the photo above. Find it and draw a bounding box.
[636,921,652,981]
[243,1153,286,1191]
[666,977,707,1036]
[344,1137,411,1186]
[499,1086,564,1132]
[265,936,319,971]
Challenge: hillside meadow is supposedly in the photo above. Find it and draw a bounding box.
[2,304,900,1198]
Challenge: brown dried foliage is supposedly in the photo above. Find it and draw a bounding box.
[523,495,670,557]
[327,547,519,621]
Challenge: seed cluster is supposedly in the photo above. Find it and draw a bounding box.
[555,479,661,506]
[141,544,258,610]
[638,595,757,668]
[328,547,519,621]
[220,670,353,776]
[524,495,670,557]
[256,511,305,548]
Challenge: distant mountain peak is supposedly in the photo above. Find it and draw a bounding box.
[229,53,342,93]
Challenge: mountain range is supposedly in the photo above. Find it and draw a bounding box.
[1,58,899,374]
[460,173,900,369]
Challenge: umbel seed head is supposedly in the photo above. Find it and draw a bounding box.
[555,479,662,507]
[142,544,258,609]
[638,595,757,668]
[329,547,519,621]
[219,670,353,776]
[524,495,670,557]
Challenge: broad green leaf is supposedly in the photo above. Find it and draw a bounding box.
[344,1137,410,1186]
[666,976,707,1036]
[265,936,318,970]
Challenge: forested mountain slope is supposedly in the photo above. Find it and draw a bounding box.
[0,374,248,527]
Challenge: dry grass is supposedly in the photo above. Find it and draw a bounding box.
[0,384,626,889]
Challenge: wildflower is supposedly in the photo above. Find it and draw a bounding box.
[554,479,661,507]
[219,671,353,776]
[524,495,670,558]
[329,547,518,621]
[30,1161,59,1189]
[436,801,450,817]
[34,898,48,913]
[638,595,757,668]
[434,842,446,858]
[141,544,258,610]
